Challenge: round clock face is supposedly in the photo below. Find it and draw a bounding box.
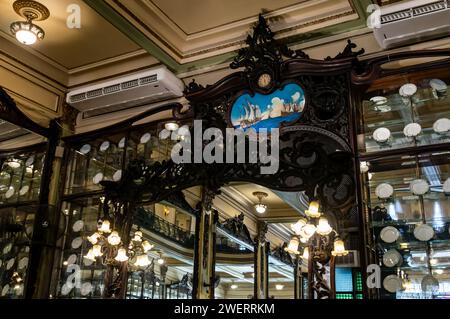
[258,73,272,88]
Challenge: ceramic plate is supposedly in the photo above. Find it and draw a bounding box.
[443,178,450,193]
[92,173,104,185]
[383,275,402,293]
[67,254,77,265]
[81,282,92,296]
[433,118,450,133]
[72,220,84,232]
[380,226,400,243]
[403,123,422,137]
[6,258,15,270]
[118,137,126,149]
[410,179,429,195]
[25,156,35,167]
[399,83,417,97]
[18,257,29,270]
[421,275,439,293]
[3,243,12,255]
[430,79,447,92]
[71,237,83,249]
[1,285,10,297]
[370,96,387,105]
[375,183,394,199]
[79,144,91,155]
[159,129,171,140]
[19,185,29,196]
[0,260,2,268]
[99,141,110,152]
[373,127,391,143]
[383,249,402,267]
[414,224,434,241]
[113,170,122,182]
[5,187,15,199]
[140,133,151,144]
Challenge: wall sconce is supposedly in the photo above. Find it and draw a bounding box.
[10,0,49,45]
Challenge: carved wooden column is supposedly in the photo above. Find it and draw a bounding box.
[254,221,269,299]
[193,187,218,299]
[294,256,304,299]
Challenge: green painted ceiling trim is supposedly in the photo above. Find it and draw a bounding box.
[84,0,375,74]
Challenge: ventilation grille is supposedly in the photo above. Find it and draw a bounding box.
[69,73,158,104]
[381,0,449,24]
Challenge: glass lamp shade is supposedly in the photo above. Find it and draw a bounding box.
[316,217,333,236]
[275,284,284,291]
[84,248,96,261]
[291,218,307,235]
[133,231,143,242]
[87,232,100,245]
[98,220,111,233]
[300,223,316,239]
[107,231,121,246]
[142,241,154,252]
[284,237,300,255]
[302,247,309,260]
[10,21,45,45]
[114,248,129,262]
[92,244,103,257]
[135,254,151,268]
[254,203,267,214]
[305,201,321,218]
[331,239,348,256]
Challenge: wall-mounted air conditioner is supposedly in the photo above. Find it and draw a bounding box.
[66,66,184,117]
[370,0,450,49]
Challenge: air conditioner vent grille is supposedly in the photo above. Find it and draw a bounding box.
[69,93,86,103]
[121,79,139,90]
[140,75,157,85]
[381,10,412,24]
[381,1,449,24]
[103,84,121,94]
[86,89,103,99]
[413,1,446,16]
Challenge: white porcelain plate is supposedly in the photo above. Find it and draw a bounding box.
[5,187,15,199]
[375,183,394,199]
[61,283,72,296]
[443,178,450,193]
[400,83,418,97]
[25,156,35,167]
[430,79,447,92]
[383,249,402,267]
[433,118,450,134]
[99,141,110,152]
[383,275,403,293]
[410,179,429,195]
[113,170,122,182]
[118,137,126,149]
[403,123,422,137]
[79,144,91,155]
[380,226,400,243]
[72,220,84,232]
[370,96,387,105]
[6,258,15,270]
[3,243,12,255]
[373,127,391,143]
[71,237,83,249]
[140,133,151,144]
[92,173,104,185]
[19,185,29,196]
[81,282,92,296]
[67,254,77,265]
[414,224,434,241]
[1,285,10,297]
[18,257,29,270]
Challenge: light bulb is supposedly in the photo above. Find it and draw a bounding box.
[300,224,316,239]
[316,217,333,236]
[305,201,321,218]
[115,248,129,262]
[92,244,103,257]
[107,231,121,246]
[275,284,284,291]
[98,220,111,233]
[84,248,96,261]
[135,254,151,267]
[230,284,238,289]
[133,231,143,242]
[332,238,348,256]
[302,247,309,260]
[291,218,307,235]
[284,237,300,255]
[254,203,267,214]
[142,241,154,252]
[87,232,100,245]
[16,29,37,45]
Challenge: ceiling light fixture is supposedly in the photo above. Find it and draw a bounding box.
[253,191,268,214]
[10,0,50,45]
[275,284,284,291]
